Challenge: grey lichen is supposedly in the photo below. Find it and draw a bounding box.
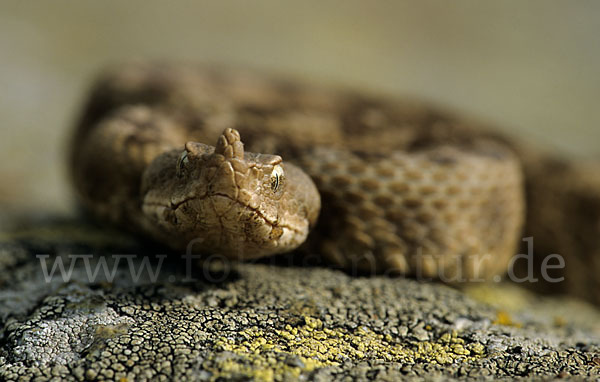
[0,220,599,381]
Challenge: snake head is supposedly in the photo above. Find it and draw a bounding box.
[141,128,320,259]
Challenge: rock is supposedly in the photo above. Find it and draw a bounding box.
[0,217,599,381]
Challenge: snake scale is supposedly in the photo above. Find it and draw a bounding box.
[70,63,600,299]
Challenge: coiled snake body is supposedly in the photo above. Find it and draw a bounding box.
[71,63,600,288]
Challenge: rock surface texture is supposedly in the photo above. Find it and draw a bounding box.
[0,218,599,381]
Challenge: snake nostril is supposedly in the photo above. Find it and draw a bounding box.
[270,226,284,240]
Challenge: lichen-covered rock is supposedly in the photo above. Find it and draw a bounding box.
[0,218,599,381]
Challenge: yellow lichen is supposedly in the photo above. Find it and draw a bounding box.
[553,316,567,327]
[203,316,485,381]
[463,283,532,312]
[494,310,522,328]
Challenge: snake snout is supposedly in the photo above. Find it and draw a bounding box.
[207,161,239,201]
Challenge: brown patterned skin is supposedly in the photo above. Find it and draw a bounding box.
[517,152,600,302]
[71,62,535,281]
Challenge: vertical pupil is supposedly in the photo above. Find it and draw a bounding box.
[179,152,187,170]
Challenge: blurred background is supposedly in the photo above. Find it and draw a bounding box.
[1,0,599,217]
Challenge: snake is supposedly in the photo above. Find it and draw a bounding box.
[69,62,600,290]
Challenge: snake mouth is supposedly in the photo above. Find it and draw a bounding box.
[143,192,303,239]
[165,193,279,227]
[164,193,305,258]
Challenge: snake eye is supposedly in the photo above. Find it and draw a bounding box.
[270,164,285,193]
[176,150,189,177]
